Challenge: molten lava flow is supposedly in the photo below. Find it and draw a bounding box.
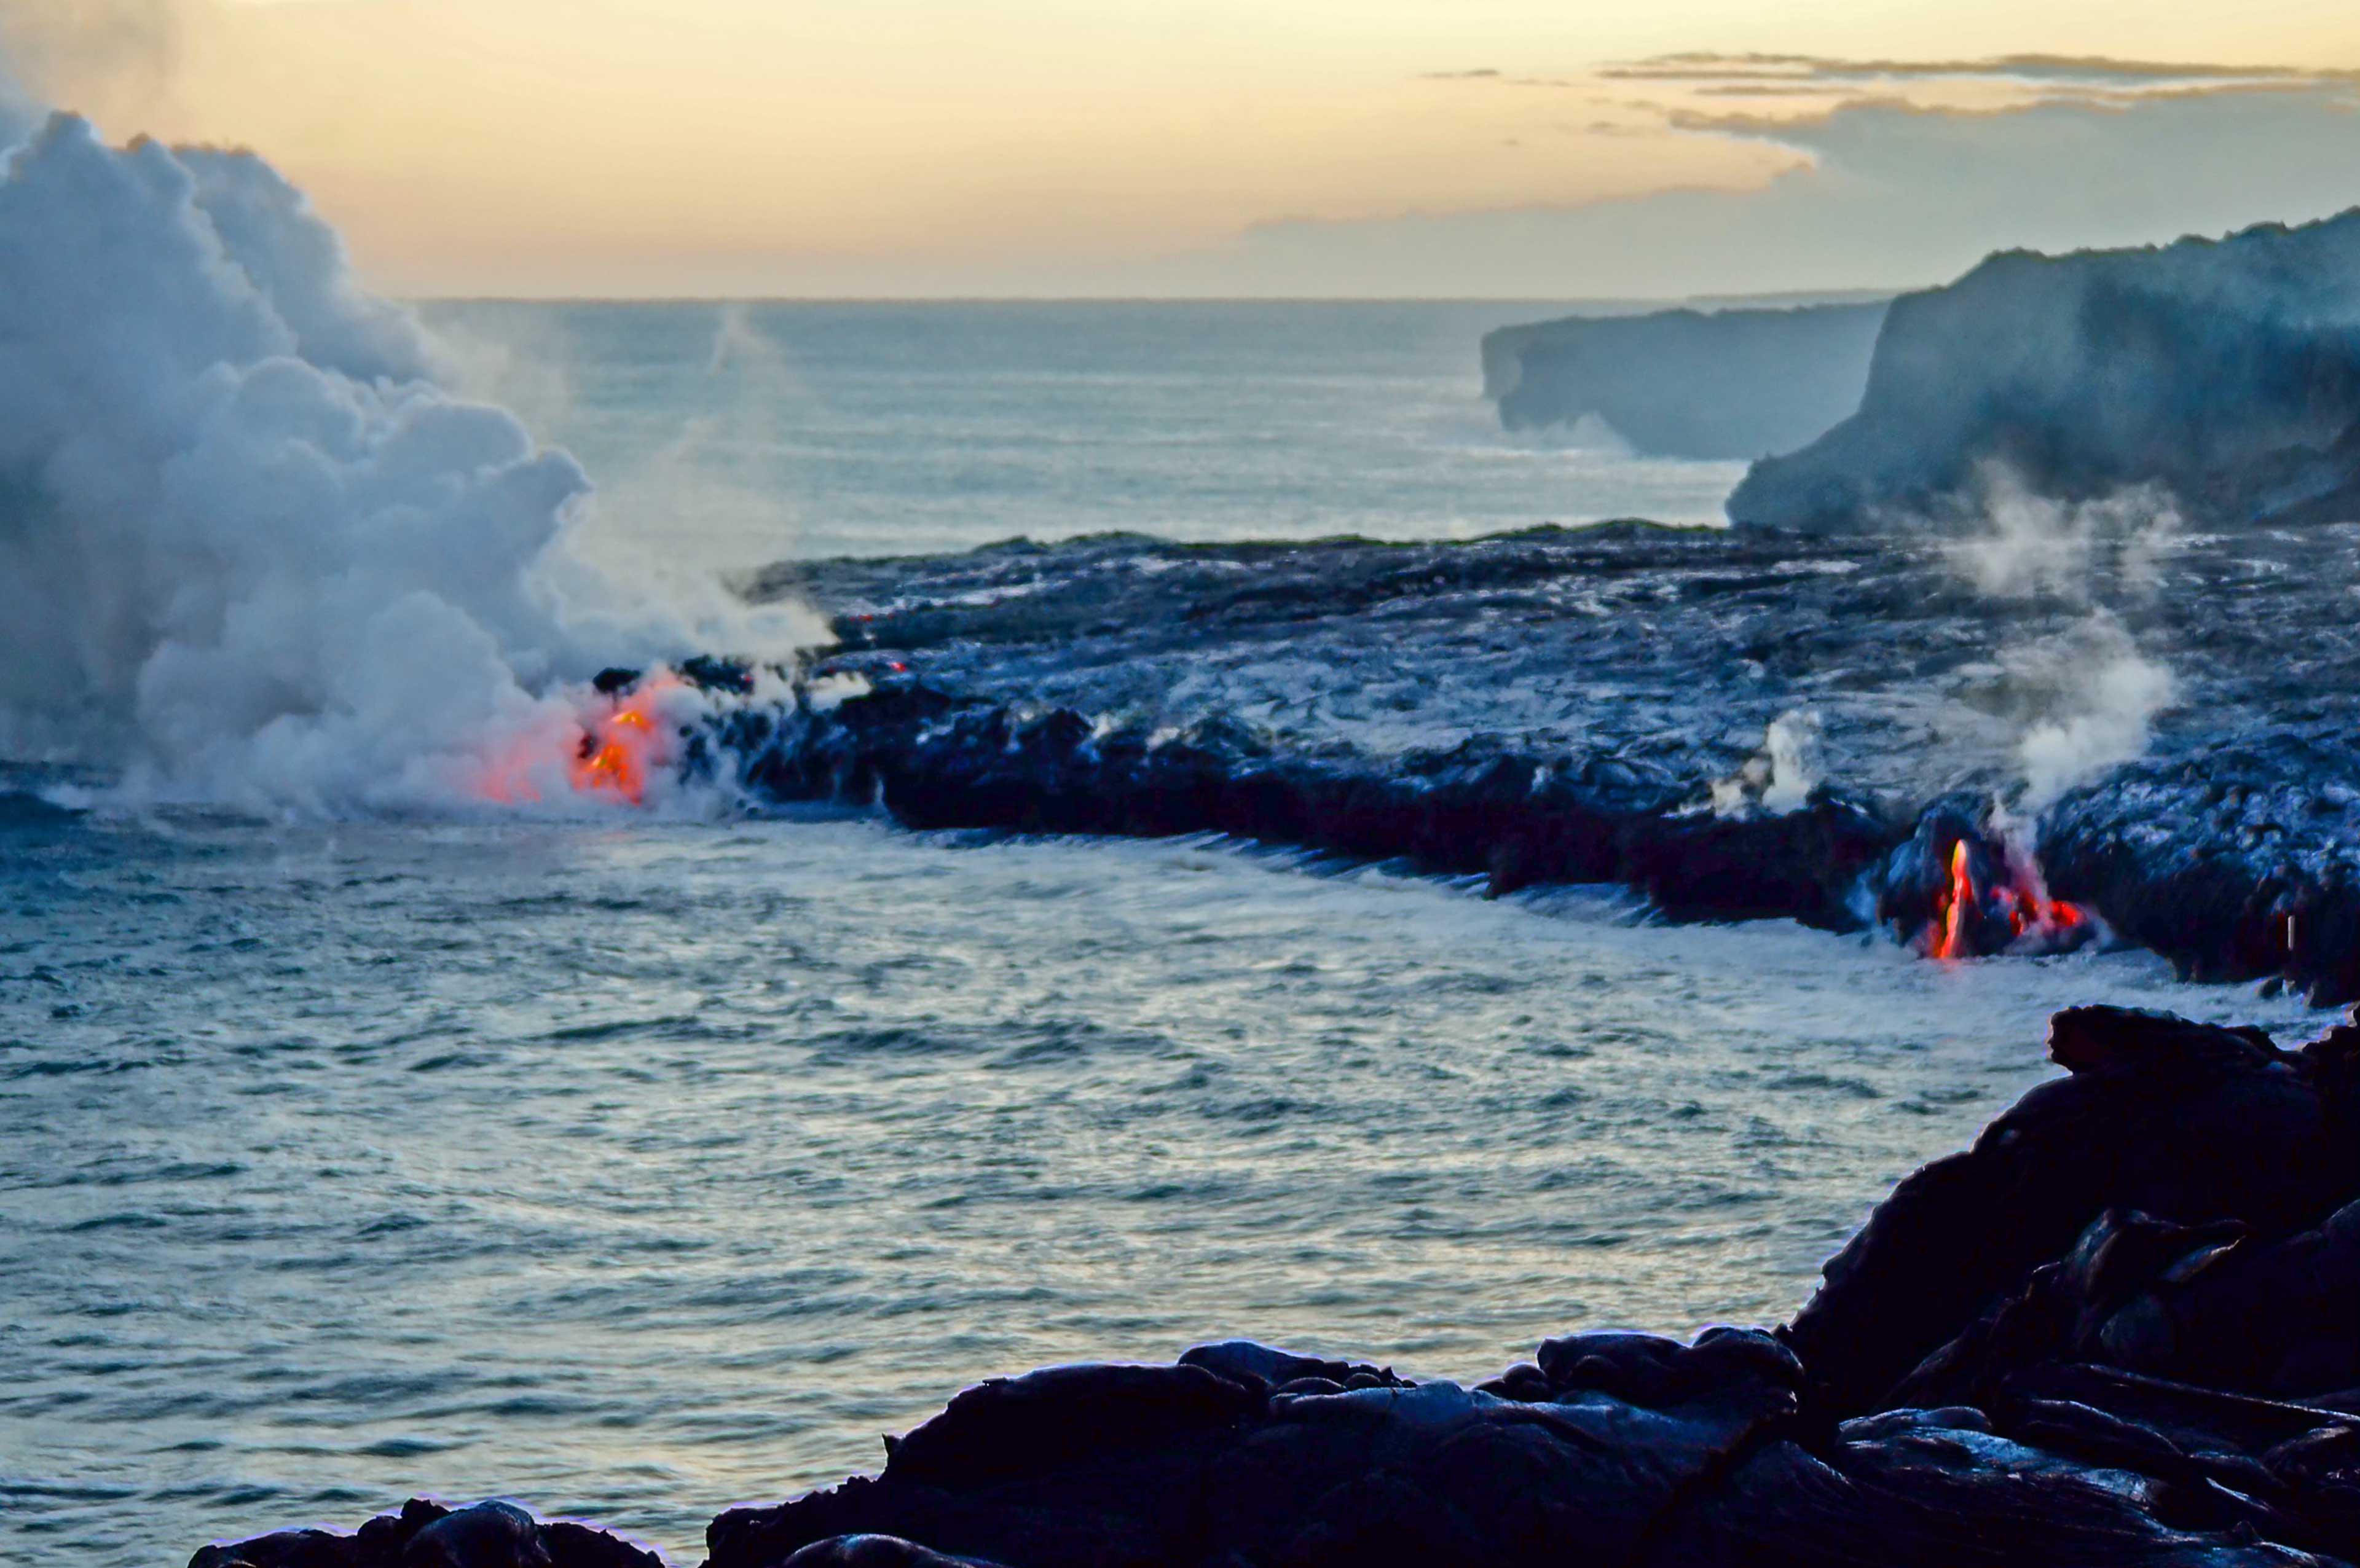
[2007,885,2087,939]
[1997,838,2087,951]
[571,677,679,806]
[1931,840,1975,960]
[1924,835,2089,960]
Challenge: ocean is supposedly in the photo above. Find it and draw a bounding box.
[425,300,1744,570]
[2,302,2330,1566]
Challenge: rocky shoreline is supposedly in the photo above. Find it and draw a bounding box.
[195,1003,2360,1566]
[712,513,2360,1002]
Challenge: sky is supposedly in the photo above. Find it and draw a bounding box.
[7,0,2360,297]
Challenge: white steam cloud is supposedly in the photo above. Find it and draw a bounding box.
[0,111,823,812]
[2010,616,2177,809]
[1759,708,1823,813]
[1709,707,1822,816]
[1943,466,2182,809]
[1945,462,2185,602]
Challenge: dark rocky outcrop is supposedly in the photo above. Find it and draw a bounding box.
[1784,1005,2360,1417]
[716,520,2360,1000]
[1727,209,2360,533]
[191,1006,2360,1568]
[707,1333,1804,1568]
[1481,302,1887,460]
[2038,737,2360,1005]
[190,1500,662,1568]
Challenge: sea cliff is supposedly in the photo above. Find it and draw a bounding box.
[1729,211,2360,531]
[1482,302,1886,460]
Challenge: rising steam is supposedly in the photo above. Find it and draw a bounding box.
[1944,465,2182,808]
[0,109,820,812]
[1945,461,2185,603]
[1710,708,1823,817]
[2008,617,2178,810]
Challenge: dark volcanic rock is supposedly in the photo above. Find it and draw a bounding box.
[715,516,2360,992]
[1785,1005,2360,1419]
[2039,736,2360,1003]
[706,1323,2358,1566]
[1898,1182,2360,1416]
[708,1332,1803,1568]
[191,1499,660,1568]
[1652,1409,2332,1567]
[707,678,1900,933]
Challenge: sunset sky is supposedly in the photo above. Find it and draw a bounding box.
[10,0,2360,297]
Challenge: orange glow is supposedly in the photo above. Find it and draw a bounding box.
[1925,836,2087,960]
[1932,840,1975,961]
[2008,887,2085,937]
[569,675,682,806]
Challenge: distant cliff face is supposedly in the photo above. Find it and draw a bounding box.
[1482,302,1887,461]
[1728,211,2360,533]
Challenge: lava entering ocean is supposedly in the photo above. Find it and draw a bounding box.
[1921,834,2088,961]
[462,668,707,810]
[568,672,695,806]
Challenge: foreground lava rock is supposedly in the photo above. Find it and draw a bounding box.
[189,1499,663,1568]
[194,1006,2360,1567]
[1785,1004,2360,1417]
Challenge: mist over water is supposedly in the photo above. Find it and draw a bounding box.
[428,299,1747,573]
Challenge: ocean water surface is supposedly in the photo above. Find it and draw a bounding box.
[2,303,2325,1565]
[426,300,1745,570]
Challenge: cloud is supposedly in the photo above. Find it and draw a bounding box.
[1096,85,2360,298]
[1421,68,1577,88]
[1598,51,2359,89]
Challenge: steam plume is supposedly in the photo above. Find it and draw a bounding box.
[0,110,819,812]
[2010,617,2177,809]
[1943,466,2182,808]
[1945,462,2184,602]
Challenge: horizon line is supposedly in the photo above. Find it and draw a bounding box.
[406,287,1910,308]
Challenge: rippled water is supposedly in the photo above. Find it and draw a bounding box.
[425,300,1745,572]
[3,798,2329,1564]
[7,300,2332,1562]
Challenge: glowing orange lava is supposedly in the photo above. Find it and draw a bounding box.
[1925,837,2087,960]
[1932,840,1975,960]
[2008,887,2086,939]
[570,678,678,806]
